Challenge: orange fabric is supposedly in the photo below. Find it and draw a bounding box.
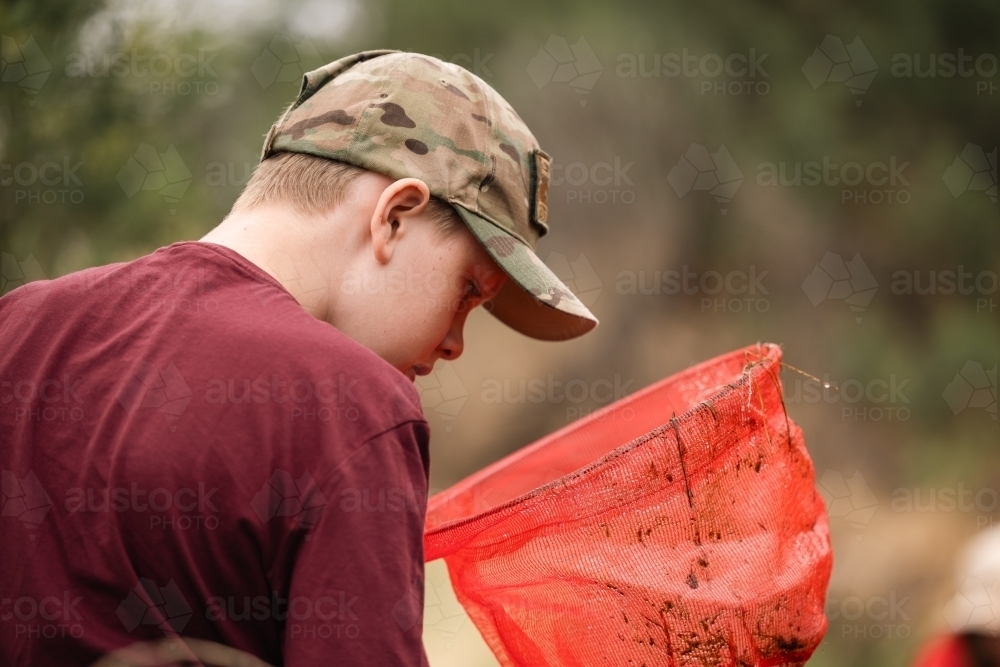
[424,343,832,666]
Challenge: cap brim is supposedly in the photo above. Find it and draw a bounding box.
[453,205,598,341]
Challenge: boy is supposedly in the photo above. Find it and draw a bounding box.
[0,50,597,666]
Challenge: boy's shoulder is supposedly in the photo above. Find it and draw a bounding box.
[22,240,425,432]
[233,299,425,428]
[170,251,427,434]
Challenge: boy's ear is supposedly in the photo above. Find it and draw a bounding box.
[370,178,431,264]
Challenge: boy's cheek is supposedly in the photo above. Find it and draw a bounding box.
[423,291,461,315]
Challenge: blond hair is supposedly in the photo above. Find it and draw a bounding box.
[231,152,463,237]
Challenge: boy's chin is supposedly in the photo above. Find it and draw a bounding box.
[401,362,433,382]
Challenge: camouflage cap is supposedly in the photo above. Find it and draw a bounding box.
[260,49,598,341]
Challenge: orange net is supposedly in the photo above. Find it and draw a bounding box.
[424,343,832,666]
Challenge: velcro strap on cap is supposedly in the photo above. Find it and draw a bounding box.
[529,149,551,238]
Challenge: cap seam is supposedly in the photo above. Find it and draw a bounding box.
[348,55,406,166]
[264,65,333,161]
[267,65,323,158]
[462,71,497,217]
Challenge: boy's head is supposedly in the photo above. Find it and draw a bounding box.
[225,50,597,380]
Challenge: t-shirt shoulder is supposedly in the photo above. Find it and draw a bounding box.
[187,242,427,431]
[250,313,425,429]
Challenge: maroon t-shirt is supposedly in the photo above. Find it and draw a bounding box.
[0,241,430,666]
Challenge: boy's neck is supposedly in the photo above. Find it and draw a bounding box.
[200,205,346,323]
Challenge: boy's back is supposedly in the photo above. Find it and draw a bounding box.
[0,241,430,666]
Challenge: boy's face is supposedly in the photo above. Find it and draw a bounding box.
[373,221,507,381]
[331,174,508,381]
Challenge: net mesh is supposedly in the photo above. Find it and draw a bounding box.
[424,343,832,667]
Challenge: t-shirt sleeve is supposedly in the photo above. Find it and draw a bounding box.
[281,420,431,667]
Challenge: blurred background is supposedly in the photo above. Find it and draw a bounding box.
[1,0,997,665]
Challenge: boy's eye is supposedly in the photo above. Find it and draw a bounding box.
[466,280,482,299]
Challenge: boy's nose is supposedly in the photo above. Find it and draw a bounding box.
[438,338,463,361]
[437,320,465,361]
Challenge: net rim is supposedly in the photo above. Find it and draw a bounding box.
[424,342,785,551]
